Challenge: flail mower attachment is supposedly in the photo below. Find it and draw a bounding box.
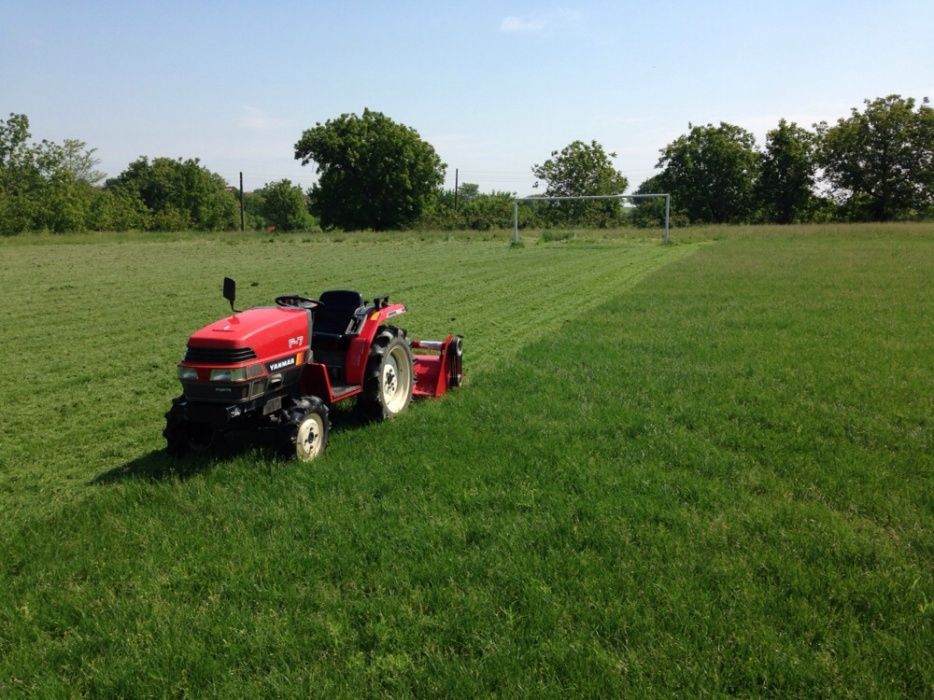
[412,336,464,398]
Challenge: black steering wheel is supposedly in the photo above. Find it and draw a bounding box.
[275,295,324,311]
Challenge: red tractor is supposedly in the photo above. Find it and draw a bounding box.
[165,278,463,461]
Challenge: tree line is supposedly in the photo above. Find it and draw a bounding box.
[1,94,930,235]
[633,95,932,227]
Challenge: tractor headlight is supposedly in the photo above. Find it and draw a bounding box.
[205,363,263,382]
[210,367,248,382]
[178,367,199,381]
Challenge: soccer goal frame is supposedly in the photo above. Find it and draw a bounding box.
[511,193,671,244]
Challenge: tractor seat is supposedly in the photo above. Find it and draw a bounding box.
[313,290,366,339]
[312,290,366,380]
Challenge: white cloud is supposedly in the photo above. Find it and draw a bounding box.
[499,16,546,33]
[499,10,581,34]
[237,106,294,131]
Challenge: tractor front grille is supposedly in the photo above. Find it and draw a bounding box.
[184,345,257,364]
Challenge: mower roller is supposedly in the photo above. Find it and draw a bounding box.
[164,278,463,461]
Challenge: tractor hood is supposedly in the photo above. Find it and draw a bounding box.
[186,307,310,362]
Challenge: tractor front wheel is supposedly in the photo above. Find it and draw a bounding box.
[164,400,215,457]
[358,327,414,421]
[286,397,329,462]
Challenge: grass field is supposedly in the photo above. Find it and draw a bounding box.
[0,225,931,696]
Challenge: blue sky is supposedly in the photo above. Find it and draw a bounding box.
[2,1,931,194]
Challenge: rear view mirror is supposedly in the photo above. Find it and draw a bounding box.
[223,277,238,312]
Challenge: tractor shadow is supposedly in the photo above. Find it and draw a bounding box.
[91,450,219,484]
[91,405,371,485]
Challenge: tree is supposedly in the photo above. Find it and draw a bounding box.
[531,140,628,225]
[106,157,237,231]
[256,179,315,231]
[816,95,933,221]
[456,182,480,205]
[0,113,32,169]
[59,139,105,185]
[0,114,104,233]
[655,122,759,223]
[532,140,628,197]
[294,109,446,230]
[756,120,817,223]
[630,175,668,227]
[32,138,105,231]
[0,113,42,233]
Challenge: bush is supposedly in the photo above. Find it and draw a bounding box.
[417,189,516,231]
[88,188,150,231]
[255,179,317,231]
[106,157,238,231]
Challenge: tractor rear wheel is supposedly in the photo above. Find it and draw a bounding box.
[286,397,329,462]
[358,326,414,421]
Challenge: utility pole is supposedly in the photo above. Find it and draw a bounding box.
[239,172,245,232]
[454,168,459,211]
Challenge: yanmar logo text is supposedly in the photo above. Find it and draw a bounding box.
[268,356,296,372]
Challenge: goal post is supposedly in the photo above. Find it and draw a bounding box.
[511,193,671,244]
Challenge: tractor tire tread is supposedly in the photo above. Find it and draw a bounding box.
[357,326,413,422]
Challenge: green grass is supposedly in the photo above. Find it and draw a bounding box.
[0,225,931,696]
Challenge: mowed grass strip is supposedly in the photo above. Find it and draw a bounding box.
[1,227,930,696]
[0,235,690,517]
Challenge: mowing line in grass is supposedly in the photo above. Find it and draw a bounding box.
[1,227,930,696]
[0,236,693,516]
